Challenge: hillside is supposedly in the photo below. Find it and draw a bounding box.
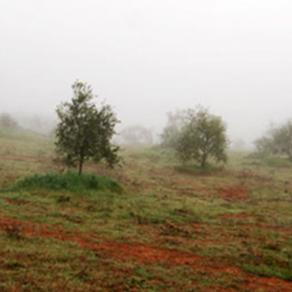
[0,131,291,291]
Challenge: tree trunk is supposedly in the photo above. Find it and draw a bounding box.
[201,153,208,168]
[78,157,84,175]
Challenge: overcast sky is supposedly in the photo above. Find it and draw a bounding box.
[0,0,292,143]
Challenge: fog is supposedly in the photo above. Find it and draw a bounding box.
[1,0,292,145]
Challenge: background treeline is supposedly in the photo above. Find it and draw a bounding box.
[1,81,292,172]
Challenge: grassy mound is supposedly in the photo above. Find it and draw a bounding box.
[12,172,122,193]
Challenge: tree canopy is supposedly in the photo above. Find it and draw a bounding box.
[255,121,292,160]
[162,107,228,168]
[161,110,190,148]
[55,81,120,175]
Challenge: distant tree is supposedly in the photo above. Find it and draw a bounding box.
[175,108,228,168]
[0,113,18,129]
[255,136,274,157]
[119,125,153,146]
[255,121,292,160]
[55,80,120,175]
[161,109,190,148]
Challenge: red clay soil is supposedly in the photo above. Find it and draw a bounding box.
[220,212,252,220]
[246,277,292,292]
[0,215,291,291]
[217,186,249,201]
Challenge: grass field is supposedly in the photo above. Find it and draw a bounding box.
[0,129,291,291]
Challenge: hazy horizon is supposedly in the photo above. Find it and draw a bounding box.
[1,0,292,145]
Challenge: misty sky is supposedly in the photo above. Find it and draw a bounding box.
[1,0,292,144]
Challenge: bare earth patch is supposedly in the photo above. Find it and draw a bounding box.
[217,186,249,201]
[0,215,291,291]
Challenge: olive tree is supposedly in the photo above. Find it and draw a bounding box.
[55,81,120,175]
[175,108,228,168]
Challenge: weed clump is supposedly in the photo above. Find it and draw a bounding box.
[12,172,122,193]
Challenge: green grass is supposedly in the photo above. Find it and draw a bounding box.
[0,130,291,290]
[243,263,292,281]
[11,172,123,194]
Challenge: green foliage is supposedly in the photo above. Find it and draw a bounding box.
[161,109,190,148]
[55,80,120,175]
[175,107,228,168]
[255,121,292,160]
[12,172,122,193]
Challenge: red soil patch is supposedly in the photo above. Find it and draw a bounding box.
[217,186,249,201]
[0,215,291,291]
[246,277,292,292]
[0,216,233,275]
[220,212,252,220]
[97,241,240,276]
